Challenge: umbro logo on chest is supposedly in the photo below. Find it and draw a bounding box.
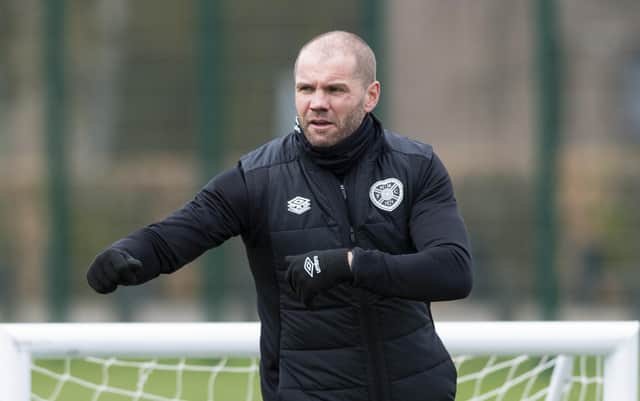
[287,196,311,215]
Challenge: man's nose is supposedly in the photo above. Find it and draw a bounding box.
[309,90,329,110]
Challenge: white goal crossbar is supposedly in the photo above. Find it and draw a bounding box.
[0,321,637,401]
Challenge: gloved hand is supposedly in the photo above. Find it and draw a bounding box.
[284,248,353,306]
[87,248,143,294]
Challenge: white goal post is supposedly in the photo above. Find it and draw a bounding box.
[0,321,637,401]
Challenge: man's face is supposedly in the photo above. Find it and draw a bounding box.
[295,50,379,147]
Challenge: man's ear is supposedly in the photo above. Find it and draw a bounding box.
[363,81,381,112]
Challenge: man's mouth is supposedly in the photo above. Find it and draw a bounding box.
[308,119,333,128]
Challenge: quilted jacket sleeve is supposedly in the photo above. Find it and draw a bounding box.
[110,166,250,284]
[351,152,473,302]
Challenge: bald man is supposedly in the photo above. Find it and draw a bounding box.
[87,31,473,401]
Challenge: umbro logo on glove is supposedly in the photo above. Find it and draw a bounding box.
[285,249,353,306]
[303,255,321,277]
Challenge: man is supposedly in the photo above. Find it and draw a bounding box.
[87,31,473,401]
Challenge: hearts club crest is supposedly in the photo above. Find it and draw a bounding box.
[369,178,404,212]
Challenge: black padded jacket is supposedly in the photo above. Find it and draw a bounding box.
[112,117,473,401]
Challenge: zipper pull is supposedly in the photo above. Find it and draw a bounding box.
[339,184,347,200]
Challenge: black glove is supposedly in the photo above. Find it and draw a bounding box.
[284,248,353,306]
[87,248,143,294]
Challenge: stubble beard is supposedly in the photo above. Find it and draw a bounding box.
[339,107,367,144]
[303,106,367,148]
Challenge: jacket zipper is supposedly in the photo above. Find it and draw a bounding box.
[339,183,356,243]
[340,182,390,401]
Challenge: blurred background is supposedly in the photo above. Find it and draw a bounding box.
[0,0,639,323]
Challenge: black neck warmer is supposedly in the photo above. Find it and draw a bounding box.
[296,113,379,177]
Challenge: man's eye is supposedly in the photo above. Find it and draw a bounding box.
[328,87,344,93]
[298,86,313,93]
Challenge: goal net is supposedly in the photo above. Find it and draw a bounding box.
[0,321,637,401]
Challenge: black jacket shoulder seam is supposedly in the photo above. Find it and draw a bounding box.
[242,156,298,174]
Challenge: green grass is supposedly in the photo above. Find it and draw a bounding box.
[31,356,603,401]
[32,358,262,401]
[454,355,603,401]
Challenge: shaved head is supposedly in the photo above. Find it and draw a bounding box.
[293,30,381,147]
[294,31,377,86]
